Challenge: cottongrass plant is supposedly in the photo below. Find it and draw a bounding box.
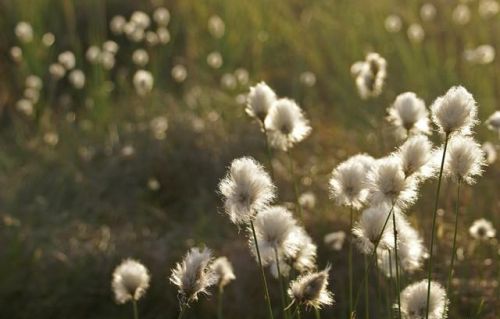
[169,247,217,319]
[352,52,387,100]
[218,157,276,319]
[287,266,334,318]
[329,155,372,317]
[111,259,150,319]
[396,135,435,181]
[387,92,431,138]
[210,257,236,319]
[133,70,154,96]
[425,86,478,319]
[399,280,448,319]
[485,110,500,136]
[469,219,496,241]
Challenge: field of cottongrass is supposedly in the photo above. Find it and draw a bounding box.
[0,0,499,318]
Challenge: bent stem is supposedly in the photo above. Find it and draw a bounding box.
[425,133,450,319]
[274,246,289,319]
[444,179,462,318]
[132,300,139,319]
[392,211,401,319]
[287,148,303,221]
[250,220,275,319]
[348,205,354,319]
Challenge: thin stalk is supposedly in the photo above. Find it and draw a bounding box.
[177,304,185,319]
[287,148,303,220]
[388,250,394,317]
[274,246,289,319]
[349,205,354,319]
[132,300,139,319]
[364,255,369,319]
[296,305,302,319]
[315,308,321,319]
[261,124,275,180]
[217,287,224,319]
[250,220,275,319]
[352,203,395,312]
[425,134,450,319]
[392,212,402,319]
[444,179,462,318]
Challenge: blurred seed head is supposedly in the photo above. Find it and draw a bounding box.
[407,23,425,43]
[452,4,471,25]
[479,0,500,18]
[69,69,86,89]
[323,231,346,251]
[469,218,496,240]
[153,7,170,26]
[100,51,116,70]
[485,110,500,133]
[207,51,223,69]
[145,31,159,46]
[133,70,154,96]
[16,99,34,116]
[220,73,237,90]
[49,63,66,79]
[42,32,55,47]
[132,49,149,67]
[300,71,316,87]
[208,15,225,39]
[169,247,217,306]
[210,257,236,289]
[234,68,249,85]
[86,46,101,64]
[299,191,316,210]
[464,45,495,64]
[430,86,478,136]
[171,64,188,82]
[399,280,448,319]
[150,116,168,140]
[218,157,276,225]
[103,40,119,55]
[481,142,497,164]
[265,98,312,151]
[25,75,43,91]
[420,3,437,21]
[157,27,171,44]
[10,46,23,63]
[288,266,334,309]
[43,132,59,146]
[15,21,33,43]
[353,52,387,99]
[131,11,151,29]
[112,259,150,304]
[24,88,40,104]
[384,15,402,33]
[58,51,76,70]
[110,15,126,35]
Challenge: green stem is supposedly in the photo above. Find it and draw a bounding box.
[274,246,289,319]
[364,254,369,319]
[262,124,275,180]
[349,205,354,319]
[425,134,450,319]
[315,308,321,319]
[250,220,275,319]
[287,148,303,221]
[352,203,395,313]
[217,287,224,319]
[132,300,139,319]
[177,304,185,319]
[296,305,302,319]
[444,179,461,319]
[392,211,401,319]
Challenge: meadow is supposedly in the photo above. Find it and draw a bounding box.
[0,0,498,318]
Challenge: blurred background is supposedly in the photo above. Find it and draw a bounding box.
[0,0,498,318]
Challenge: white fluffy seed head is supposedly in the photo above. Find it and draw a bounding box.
[396,135,435,180]
[169,247,217,305]
[153,7,170,26]
[15,21,33,43]
[58,51,76,70]
[387,92,430,137]
[218,157,275,225]
[69,69,85,89]
[131,11,151,29]
[430,86,478,136]
[284,226,317,273]
[210,257,236,289]
[264,98,312,151]
[443,136,486,184]
[250,206,297,265]
[354,52,387,99]
[329,158,370,209]
[110,15,126,35]
[353,203,395,255]
[246,82,277,123]
[469,218,496,240]
[367,156,419,209]
[132,49,149,67]
[288,267,334,309]
[133,70,154,96]
[111,259,150,304]
[482,142,497,164]
[399,280,448,319]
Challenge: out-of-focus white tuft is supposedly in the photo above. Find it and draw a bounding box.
[111,259,150,304]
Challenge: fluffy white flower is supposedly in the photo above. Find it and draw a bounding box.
[111,259,150,304]
[169,247,217,305]
[407,23,425,44]
[208,15,225,39]
[110,15,126,35]
[469,218,496,240]
[246,82,277,123]
[153,7,170,26]
[482,142,497,164]
[396,135,435,180]
[324,231,346,251]
[264,98,312,151]
[329,157,370,209]
[298,191,316,210]
[210,257,236,289]
[353,204,395,255]
[250,206,297,265]
[68,69,85,89]
[86,46,101,64]
[354,53,387,99]
[430,86,478,136]
[131,11,151,29]
[288,267,334,309]
[25,75,42,91]
[384,15,402,33]
[15,21,33,43]
[443,136,486,184]
[387,92,430,137]
[218,157,276,225]
[485,110,500,133]
[420,3,437,21]
[58,51,76,70]
[132,49,149,67]
[399,280,448,319]
[133,70,154,96]
[284,226,317,273]
[367,156,419,209]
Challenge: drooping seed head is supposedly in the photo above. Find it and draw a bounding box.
[111,259,150,304]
